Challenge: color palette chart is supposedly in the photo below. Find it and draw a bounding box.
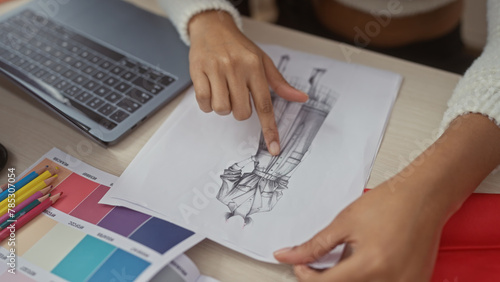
[0,148,203,282]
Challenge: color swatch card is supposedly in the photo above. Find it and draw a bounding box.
[0,148,203,282]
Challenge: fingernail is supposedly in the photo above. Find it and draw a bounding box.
[273,247,293,256]
[269,141,280,155]
[299,90,309,101]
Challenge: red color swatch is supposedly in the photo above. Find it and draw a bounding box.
[52,173,100,213]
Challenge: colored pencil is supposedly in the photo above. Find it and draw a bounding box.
[0,167,56,203]
[0,194,51,229]
[0,193,62,241]
[0,166,48,191]
[0,185,53,224]
[15,167,57,200]
[0,175,57,216]
[0,166,48,196]
[14,175,57,206]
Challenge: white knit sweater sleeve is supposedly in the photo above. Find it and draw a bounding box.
[439,0,500,133]
[157,0,243,45]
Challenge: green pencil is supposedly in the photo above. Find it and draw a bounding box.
[0,194,49,230]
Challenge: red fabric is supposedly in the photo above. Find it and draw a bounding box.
[363,189,500,281]
[433,193,500,282]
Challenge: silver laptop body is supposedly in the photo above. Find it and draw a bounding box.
[0,0,191,145]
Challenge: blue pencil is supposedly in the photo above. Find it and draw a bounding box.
[0,166,48,202]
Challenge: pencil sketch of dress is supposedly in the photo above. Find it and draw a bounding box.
[217,55,339,224]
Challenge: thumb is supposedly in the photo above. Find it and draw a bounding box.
[262,55,309,102]
[274,224,345,265]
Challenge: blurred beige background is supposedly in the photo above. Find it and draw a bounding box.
[462,0,487,50]
[250,0,488,52]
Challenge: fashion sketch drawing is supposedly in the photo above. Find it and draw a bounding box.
[217,55,339,224]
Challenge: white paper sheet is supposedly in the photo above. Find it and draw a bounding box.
[151,254,219,282]
[101,44,403,263]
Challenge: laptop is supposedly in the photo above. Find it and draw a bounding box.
[0,0,191,145]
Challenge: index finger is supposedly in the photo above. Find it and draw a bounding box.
[248,71,280,156]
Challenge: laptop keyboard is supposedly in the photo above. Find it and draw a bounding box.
[0,9,176,130]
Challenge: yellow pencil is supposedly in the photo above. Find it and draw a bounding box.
[0,167,56,212]
[0,175,57,216]
[15,175,58,208]
[0,166,48,192]
[15,167,58,200]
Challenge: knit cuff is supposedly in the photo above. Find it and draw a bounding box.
[438,0,500,135]
[438,60,500,136]
[159,0,243,46]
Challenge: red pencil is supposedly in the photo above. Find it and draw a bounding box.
[0,193,62,241]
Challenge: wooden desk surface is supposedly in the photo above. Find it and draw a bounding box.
[1,1,499,281]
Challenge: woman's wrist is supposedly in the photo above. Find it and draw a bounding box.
[379,172,451,231]
[389,113,500,220]
[188,10,239,43]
